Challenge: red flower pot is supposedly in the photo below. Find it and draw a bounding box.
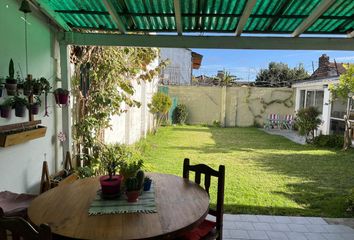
[126,191,139,202]
[0,106,11,118]
[99,175,122,196]
[55,93,69,105]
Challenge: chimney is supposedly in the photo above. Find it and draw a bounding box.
[319,54,330,69]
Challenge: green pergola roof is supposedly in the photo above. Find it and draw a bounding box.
[35,0,354,36]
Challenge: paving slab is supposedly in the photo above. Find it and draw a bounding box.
[223,214,354,240]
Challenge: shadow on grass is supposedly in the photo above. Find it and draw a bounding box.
[169,126,354,217]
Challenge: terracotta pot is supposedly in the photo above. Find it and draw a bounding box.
[126,191,139,202]
[0,106,11,118]
[99,175,122,196]
[55,93,69,105]
[30,103,40,115]
[15,104,26,117]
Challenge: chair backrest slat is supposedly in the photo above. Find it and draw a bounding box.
[182,158,225,240]
[0,208,52,240]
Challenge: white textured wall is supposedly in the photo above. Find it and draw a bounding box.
[104,60,158,145]
[0,0,62,193]
[160,48,192,85]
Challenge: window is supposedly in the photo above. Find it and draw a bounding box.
[299,90,324,113]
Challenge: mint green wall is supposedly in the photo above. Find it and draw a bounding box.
[0,0,61,193]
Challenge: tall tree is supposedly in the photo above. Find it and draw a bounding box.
[255,62,309,87]
[329,64,354,150]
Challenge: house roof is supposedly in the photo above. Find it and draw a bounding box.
[32,0,354,50]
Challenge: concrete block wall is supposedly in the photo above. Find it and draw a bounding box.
[168,86,295,127]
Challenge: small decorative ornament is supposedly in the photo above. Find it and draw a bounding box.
[58,131,66,142]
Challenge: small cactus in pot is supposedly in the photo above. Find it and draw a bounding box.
[125,176,140,202]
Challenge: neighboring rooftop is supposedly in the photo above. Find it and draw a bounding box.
[311,54,347,79]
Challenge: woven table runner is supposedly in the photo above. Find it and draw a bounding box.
[88,183,157,215]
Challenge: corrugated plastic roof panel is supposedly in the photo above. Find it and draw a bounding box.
[40,0,354,35]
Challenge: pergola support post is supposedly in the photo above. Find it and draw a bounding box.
[59,44,72,160]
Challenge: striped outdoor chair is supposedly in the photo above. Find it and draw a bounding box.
[264,113,281,129]
[282,114,294,130]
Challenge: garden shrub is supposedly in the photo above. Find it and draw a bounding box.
[296,106,322,142]
[148,92,172,131]
[346,188,354,214]
[173,104,188,124]
[312,134,344,148]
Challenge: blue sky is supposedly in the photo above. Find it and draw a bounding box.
[191,49,354,81]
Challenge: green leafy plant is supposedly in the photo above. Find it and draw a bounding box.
[101,144,126,180]
[312,134,344,148]
[76,166,95,179]
[72,46,167,174]
[120,159,144,180]
[13,96,28,107]
[295,106,322,143]
[148,92,172,132]
[173,104,188,124]
[0,97,14,107]
[329,64,354,150]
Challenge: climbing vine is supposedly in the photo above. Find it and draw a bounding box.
[71,46,167,172]
[245,87,294,126]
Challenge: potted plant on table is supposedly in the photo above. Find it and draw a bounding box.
[13,96,28,117]
[99,144,124,198]
[143,177,152,191]
[5,59,17,96]
[0,97,14,118]
[53,88,69,105]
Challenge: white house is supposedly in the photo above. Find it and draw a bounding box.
[293,54,347,136]
[159,48,202,85]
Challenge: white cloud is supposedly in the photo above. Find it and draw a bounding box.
[335,56,354,62]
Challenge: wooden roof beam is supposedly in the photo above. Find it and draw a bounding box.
[174,0,183,35]
[292,0,335,37]
[235,0,257,36]
[102,0,126,34]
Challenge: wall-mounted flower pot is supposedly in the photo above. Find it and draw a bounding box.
[5,79,17,96]
[15,104,26,117]
[30,103,40,115]
[54,93,69,105]
[0,106,11,118]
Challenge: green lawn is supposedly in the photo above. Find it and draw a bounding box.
[139,125,354,217]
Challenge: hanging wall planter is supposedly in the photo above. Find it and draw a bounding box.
[0,97,14,119]
[5,59,17,96]
[54,88,69,106]
[30,102,40,115]
[13,96,28,117]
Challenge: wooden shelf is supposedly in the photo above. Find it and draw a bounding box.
[0,121,47,147]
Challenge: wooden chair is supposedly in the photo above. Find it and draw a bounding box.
[182,158,225,240]
[0,207,51,240]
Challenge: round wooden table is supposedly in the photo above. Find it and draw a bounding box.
[28,173,209,240]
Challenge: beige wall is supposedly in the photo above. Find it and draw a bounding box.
[168,86,295,127]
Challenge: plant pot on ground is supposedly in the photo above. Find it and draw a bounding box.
[54,88,69,105]
[0,97,14,118]
[13,96,28,117]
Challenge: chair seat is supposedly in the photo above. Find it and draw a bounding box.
[0,191,37,218]
[182,220,216,240]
